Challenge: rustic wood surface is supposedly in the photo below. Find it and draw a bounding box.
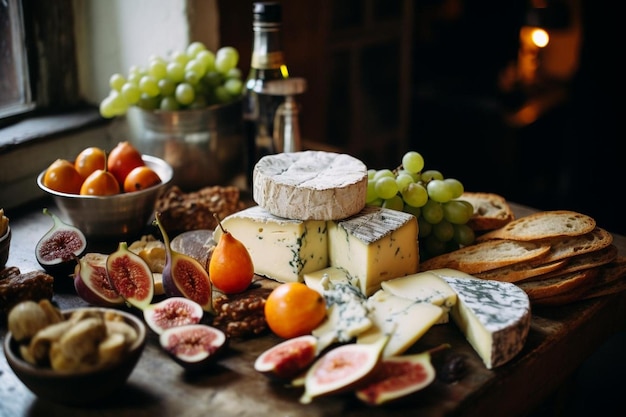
[1,198,625,417]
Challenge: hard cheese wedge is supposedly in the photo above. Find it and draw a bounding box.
[328,206,419,296]
[430,268,531,369]
[303,266,356,294]
[213,205,328,283]
[357,290,443,358]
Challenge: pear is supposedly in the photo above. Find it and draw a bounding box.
[209,214,254,294]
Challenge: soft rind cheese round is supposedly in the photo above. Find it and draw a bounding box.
[252,151,368,220]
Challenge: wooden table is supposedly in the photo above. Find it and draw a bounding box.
[1,199,625,417]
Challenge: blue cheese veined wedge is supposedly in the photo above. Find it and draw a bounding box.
[213,205,328,283]
[357,290,444,358]
[328,206,419,297]
[429,268,531,369]
[252,151,368,221]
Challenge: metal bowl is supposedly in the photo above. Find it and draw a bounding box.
[37,155,173,241]
[4,307,146,406]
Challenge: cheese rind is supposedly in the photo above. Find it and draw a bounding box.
[328,206,419,296]
[357,290,443,357]
[252,151,368,220]
[213,205,328,283]
[430,268,531,369]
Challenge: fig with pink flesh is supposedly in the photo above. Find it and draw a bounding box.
[159,324,227,371]
[355,344,449,406]
[154,212,213,312]
[74,252,125,307]
[106,241,154,310]
[143,297,204,335]
[254,335,318,381]
[300,335,388,404]
[36,208,87,278]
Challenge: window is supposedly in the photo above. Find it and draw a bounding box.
[0,0,34,121]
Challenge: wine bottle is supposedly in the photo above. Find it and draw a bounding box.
[243,1,289,188]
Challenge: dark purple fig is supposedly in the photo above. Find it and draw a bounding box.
[354,344,449,406]
[143,297,204,335]
[159,324,227,371]
[106,241,154,310]
[300,335,389,404]
[35,208,87,279]
[254,335,318,381]
[74,252,125,307]
[154,212,213,312]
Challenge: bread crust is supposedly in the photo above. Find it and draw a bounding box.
[460,192,514,231]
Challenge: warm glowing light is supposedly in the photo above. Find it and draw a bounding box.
[531,28,549,48]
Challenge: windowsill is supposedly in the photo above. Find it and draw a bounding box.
[0,107,118,211]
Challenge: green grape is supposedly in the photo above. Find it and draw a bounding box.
[139,75,160,97]
[443,200,472,224]
[121,83,141,105]
[196,50,216,72]
[185,70,201,85]
[395,172,414,193]
[402,182,428,208]
[373,169,394,181]
[203,71,223,88]
[127,71,142,85]
[417,216,432,238]
[188,94,208,109]
[224,78,243,96]
[175,82,195,106]
[404,204,420,218]
[214,85,232,103]
[148,59,167,80]
[367,169,377,179]
[171,50,190,66]
[374,176,399,200]
[444,178,464,199]
[186,59,207,78]
[402,151,425,174]
[427,179,454,203]
[453,224,475,246]
[423,234,447,257]
[366,180,377,203]
[166,61,185,83]
[158,78,176,97]
[215,46,239,74]
[433,220,454,242]
[159,96,180,111]
[397,168,420,182]
[369,198,383,207]
[382,195,404,211]
[421,199,444,224]
[421,170,444,182]
[109,73,126,92]
[99,92,127,118]
[136,93,159,110]
[226,67,242,80]
[186,41,207,58]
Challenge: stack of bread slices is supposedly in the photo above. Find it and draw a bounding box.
[420,197,626,306]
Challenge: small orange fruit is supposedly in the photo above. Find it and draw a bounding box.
[107,141,145,186]
[74,147,106,179]
[79,168,121,196]
[264,282,327,339]
[209,220,254,294]
[42,159,84,194]
[123,166,161,193]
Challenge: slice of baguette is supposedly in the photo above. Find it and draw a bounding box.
[532,227,613,265]
[532,244,617,280]
[419,239,552,275]
[579,256,626,300]
[474,259,568,283]
[517,267,599,301]
[476,210,596,242]
[459,192,515,231]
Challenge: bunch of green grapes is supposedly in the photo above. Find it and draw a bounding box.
[99,42,243,118]
[366,151,475,260]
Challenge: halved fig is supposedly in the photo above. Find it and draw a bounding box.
[143,297,204,335]
[74,252,125,307]
[106,241,155,310]
[159,324,227,371]
[355,351,438,405]
[300,335,388,404]
[154,212,213,312]
[254,335,318,381]
[35,208,87,279]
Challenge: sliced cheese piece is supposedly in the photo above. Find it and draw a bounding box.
[430,268,531,369]
[328,206,419,297]
[381,271,457,324]
[357,290,443,357]
[213,205,328,283]
[312,281,372,352]
[303,266,357,294]
[252,150,368,220]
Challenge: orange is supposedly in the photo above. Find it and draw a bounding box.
[79,169,121,196]
[123,166,161,193]
[264,282,327,339]
[42,159,84,194]
[107,141,145,186]
[74,147,106,179]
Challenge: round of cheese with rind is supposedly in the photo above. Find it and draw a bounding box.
[253,151,367,221]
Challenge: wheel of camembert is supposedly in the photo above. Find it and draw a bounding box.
[252,151,368,221]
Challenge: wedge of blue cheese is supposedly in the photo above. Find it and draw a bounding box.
[328,206,419,296]
[430,268,531,369]
[213,205,328,283]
